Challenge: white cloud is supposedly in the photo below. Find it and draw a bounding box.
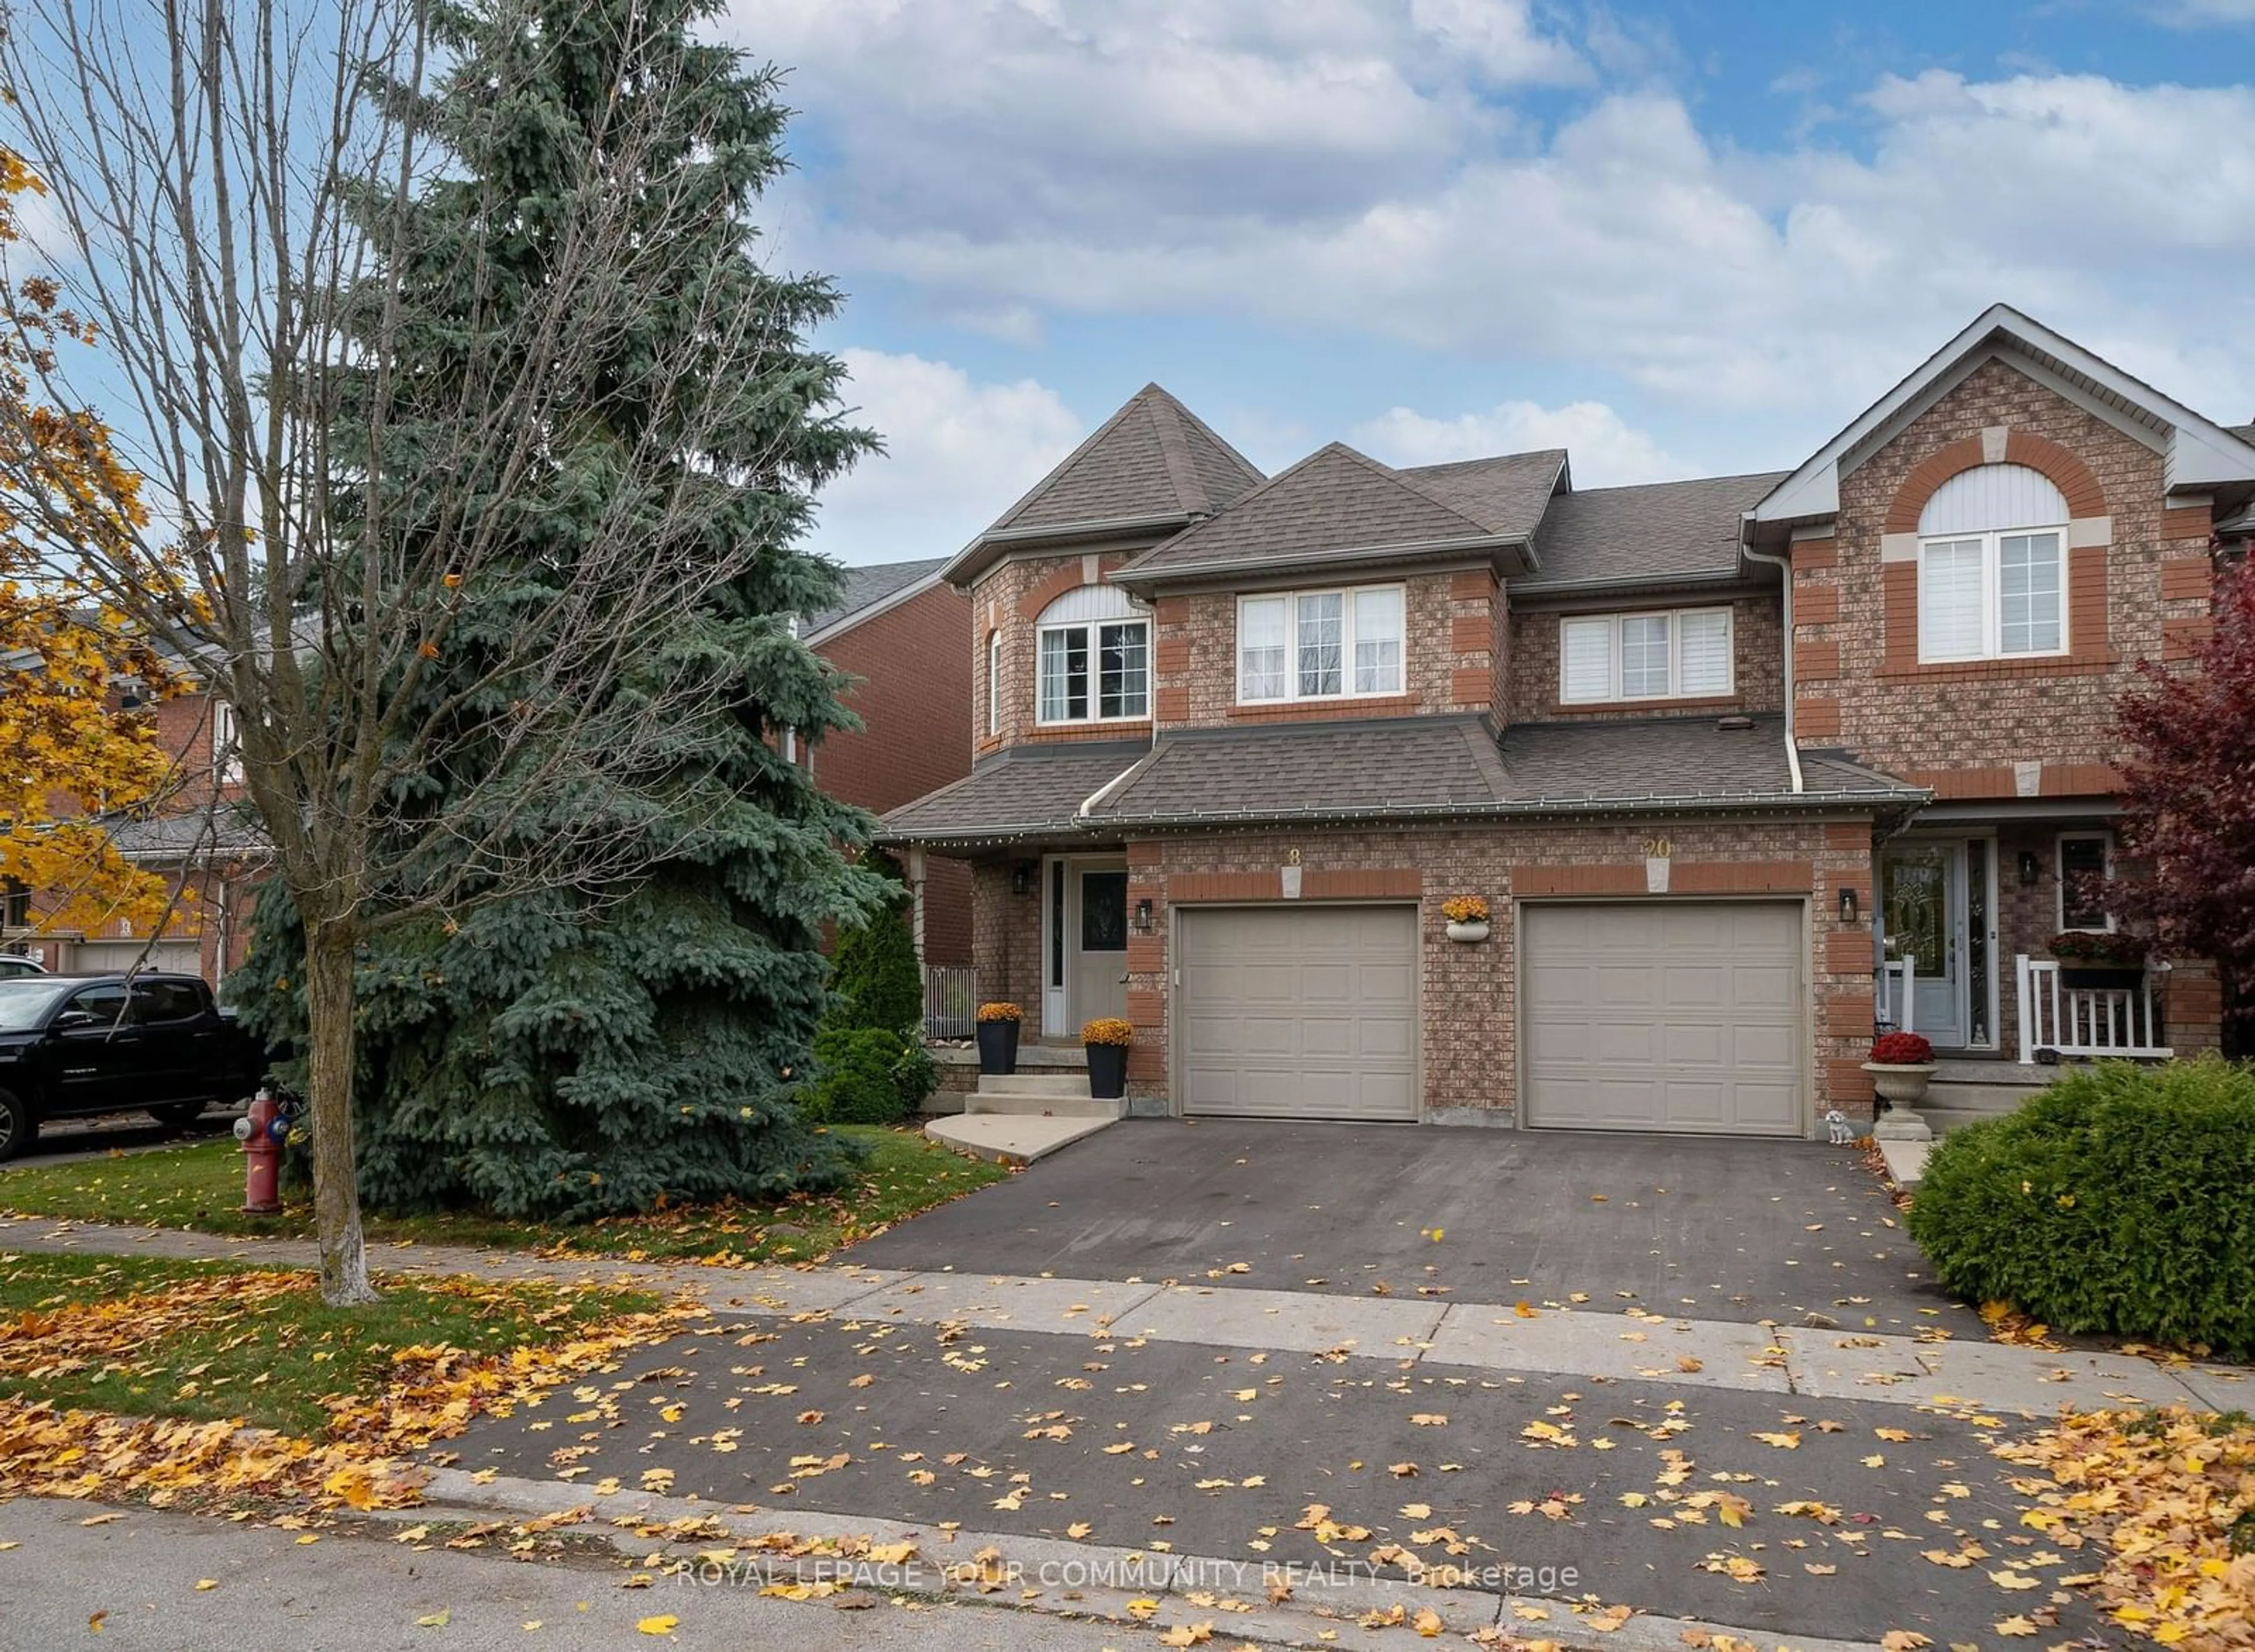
[1354,398,1695,487]
[722,0,2255,432]
[810,348,1086,565]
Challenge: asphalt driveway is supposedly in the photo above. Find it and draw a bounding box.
[847,1120,1973,1337]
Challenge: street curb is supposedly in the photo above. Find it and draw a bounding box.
[399,1465,1890,1652]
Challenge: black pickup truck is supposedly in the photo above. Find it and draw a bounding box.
[0,973,268,1160]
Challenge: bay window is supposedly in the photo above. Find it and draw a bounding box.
[1035,584,1149,725]
[1238,584,1404,703]
[1559,607,1732,704]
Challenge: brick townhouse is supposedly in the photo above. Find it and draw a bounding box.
[882,307,2255,1136]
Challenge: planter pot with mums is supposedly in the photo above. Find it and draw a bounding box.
[1442,894,1490,944]
[1863,1031,1938,1140]
[975,1002,1022,1075]
[1082,1017,1133,1100]
[2047,930,2152,991]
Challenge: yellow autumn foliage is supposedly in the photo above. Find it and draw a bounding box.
[0,139,185,934]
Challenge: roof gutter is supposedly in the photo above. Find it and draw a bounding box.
[941,512,1197,586]
[1739,530,1803,795]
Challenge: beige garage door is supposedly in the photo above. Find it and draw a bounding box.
[1522,901,1803,1136]
[1179,905,1419,1121]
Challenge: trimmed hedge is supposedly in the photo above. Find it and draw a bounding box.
[799,1027,936,1126]
[1905,1057,2255,1354]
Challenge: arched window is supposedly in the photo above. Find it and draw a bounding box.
[1035,584,1149,725]
[1917,463,2068,662]
[986,630,1001,736]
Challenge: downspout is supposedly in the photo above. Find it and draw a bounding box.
[1741,537,1803,794]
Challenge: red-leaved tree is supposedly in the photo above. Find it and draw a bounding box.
[2113,551,2255,1049]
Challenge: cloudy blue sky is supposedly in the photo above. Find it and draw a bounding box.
[716,1,2255,566]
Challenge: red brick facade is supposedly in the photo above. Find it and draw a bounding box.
[816,580,975,964]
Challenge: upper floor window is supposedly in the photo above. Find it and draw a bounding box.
[1238,585,1404,703]
[2057,832,2114,932]
[211,699,243,784]
[1559,606,1732,704]
[1036,584,1148,725]
[1917,464,2066,663]
[986,630,1001,736]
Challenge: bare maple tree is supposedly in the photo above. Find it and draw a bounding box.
[0,0,868,1303]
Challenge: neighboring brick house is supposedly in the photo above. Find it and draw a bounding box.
[5,682,268,983]
[803,558,975,966]
[882,311,2255,1136]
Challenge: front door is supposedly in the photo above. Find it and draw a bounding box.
[1882,840,1987,1049]
[1042,856,1129,1037]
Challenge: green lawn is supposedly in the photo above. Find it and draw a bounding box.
[0,1251,658,1436]
[0,1124,1008,1263]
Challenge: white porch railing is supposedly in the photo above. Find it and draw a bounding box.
[1876,955,1916,1034]
[2016,955,2172,1062]
[923,963,977,1041]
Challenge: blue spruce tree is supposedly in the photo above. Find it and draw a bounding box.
[231,0,884,1217]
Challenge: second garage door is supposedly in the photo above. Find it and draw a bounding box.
[1179,904,1418,1121]
[1522,901,1804,1135]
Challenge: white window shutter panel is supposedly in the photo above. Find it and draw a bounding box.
[1561,618,1613,701]
[1677,610,1731,695]
[1920,541,1985,661]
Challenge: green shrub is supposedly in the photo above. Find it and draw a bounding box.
[827,851,924,1037]
[799,1027,935,1126]
[1906,1057,2255,1354]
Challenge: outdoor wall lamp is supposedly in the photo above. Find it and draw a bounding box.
[1134,899,1154,933]
[1837,886,1859,925]
[2018,851,2041,886]
[1011,863,1031,897]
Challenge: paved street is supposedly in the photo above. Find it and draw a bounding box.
[0,1495,1163,1652]
[850,1121,1973,1335]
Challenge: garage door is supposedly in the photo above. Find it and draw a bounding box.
[1179,905,1418,1121]
[1522,902,1803,1135]
[68,939,206,978]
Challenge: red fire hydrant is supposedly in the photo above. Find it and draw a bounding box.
[235,1088,285,1216]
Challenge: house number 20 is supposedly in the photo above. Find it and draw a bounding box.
[1643,838,1672,859]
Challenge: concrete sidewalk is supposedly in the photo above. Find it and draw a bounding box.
[4,1212,2244,1415]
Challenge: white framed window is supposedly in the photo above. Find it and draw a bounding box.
[2057,832,2115,933]
[986,630,1001,736]
[1916,464,2068,663]
[1035,585,1149,725]
[1237,584,1404,703]
[211,699,243,784]
[1557,607,1733,704]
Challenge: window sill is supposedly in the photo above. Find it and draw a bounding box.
[1019,722,1153,745]
[1876,652,2116,682]
[1224,695,1419,724]
[1546,693,1742,718]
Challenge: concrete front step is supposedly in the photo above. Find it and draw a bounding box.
[973,1072,1095,1101]
[925,1113,1115,1166]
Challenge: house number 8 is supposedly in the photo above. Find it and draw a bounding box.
[1643,838,1672,859]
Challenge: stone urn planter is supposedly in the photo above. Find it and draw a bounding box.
[1082,1018,1132,1101]
[1863,1031,1937,1140]
[975,1003,1022,1076]
[1442,896,1490,945]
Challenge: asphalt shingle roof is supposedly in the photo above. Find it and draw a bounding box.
[880,740,1151,843]
[1516,471,1788,593]
[884,713,1926,837]
[1397,450,1568,540]
[1088,716,1509,823]
[991,385,1263,534]
[803,557,947,637]
[1121,444,1530,577]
